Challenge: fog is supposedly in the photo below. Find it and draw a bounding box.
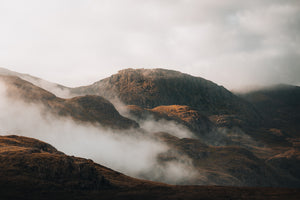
[0,81,198,184]
[139,118,195,139]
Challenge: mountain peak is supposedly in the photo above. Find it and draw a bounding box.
[71,68,260,126]
[117,68,188,79]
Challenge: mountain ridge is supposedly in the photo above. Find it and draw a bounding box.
[71,68,262,127]
[0,75,139,130]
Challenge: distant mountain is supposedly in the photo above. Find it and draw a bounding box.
[1,135,299,200]
[0,75,138,130]
[238,85,300,184]
[241,84,300,138]
[72,68,261,127]
[0,67,71,98]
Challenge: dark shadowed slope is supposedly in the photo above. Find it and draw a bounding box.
[0,75,138,130]
[238,85,300,186]
[241,84,300,138]
[0,135,299,200]
[72,68,261,126]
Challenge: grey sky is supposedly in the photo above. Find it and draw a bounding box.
[0,0,299,90]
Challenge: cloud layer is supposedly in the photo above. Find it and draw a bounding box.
[0,0,299,89]
[0,81,198,184]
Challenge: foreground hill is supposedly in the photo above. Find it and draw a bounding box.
[72,68,261,127]
[0,75,138,130]
[0,135,299,200]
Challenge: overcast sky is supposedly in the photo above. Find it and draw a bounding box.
[0,0,299,90]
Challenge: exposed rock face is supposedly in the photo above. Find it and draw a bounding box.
[72,68,261,126]
[0,75,139,130]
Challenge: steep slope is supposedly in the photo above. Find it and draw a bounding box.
[1,135,299,200]
[72,68,261,127]
[0,75,138,130]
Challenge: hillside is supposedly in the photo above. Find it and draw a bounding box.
[241,84,300,138]
[0,75,138,130]
[1,135,299,200]
[154,132,300,187]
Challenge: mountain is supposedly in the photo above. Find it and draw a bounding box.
[1,68,300,190]
[72,68,261,127]
[0,67,261,129]
[0,67,71,98]
[0,75,138,130]
[1,135,299,200]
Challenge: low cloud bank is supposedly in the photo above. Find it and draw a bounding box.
[0,82,198,184]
